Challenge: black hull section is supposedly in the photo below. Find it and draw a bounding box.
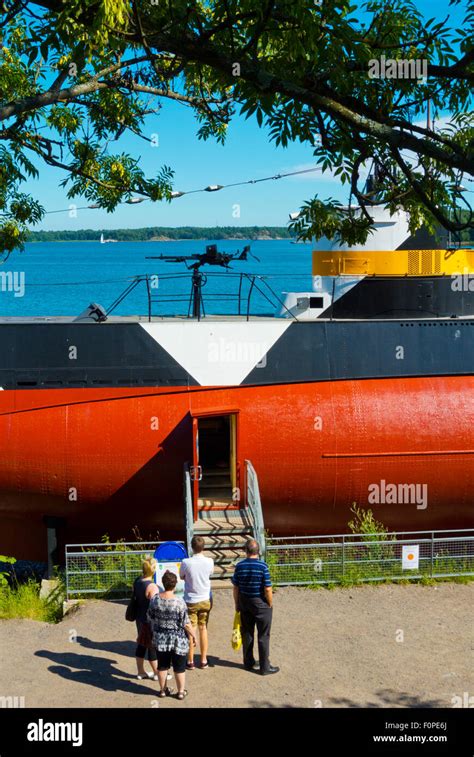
[321,276,474,319]
[245,319,474,384]
[0,319,472,389]
[0,323,199,389]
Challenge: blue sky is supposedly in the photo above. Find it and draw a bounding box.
[37,103,332,230]
[30,0,467,231]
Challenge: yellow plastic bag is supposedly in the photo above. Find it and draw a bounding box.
[231,611,242,651]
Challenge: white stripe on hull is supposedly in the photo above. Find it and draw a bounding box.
[140,320,292,385]
[313,275,363,304]
[313,207,410,251]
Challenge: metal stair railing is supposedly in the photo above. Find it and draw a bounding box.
[183,462,194,556]
[245,459,266,558]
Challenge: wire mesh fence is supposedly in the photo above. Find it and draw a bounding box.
[65,531,474,597]
[266,530,474,586]
[65,542,168,600]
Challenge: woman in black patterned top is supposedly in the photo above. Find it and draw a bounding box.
[133,558,159,680]
[147,570,197,699]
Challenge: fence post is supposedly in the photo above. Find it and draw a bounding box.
[124,553,128,589]
[65,547,69,602]
[431,532,434,577]
[341,535,345,579]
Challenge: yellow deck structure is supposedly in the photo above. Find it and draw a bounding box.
[313,249,474,277]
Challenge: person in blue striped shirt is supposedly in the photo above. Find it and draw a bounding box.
[231,539,279,676]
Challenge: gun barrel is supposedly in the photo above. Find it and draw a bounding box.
[145,255,184,261]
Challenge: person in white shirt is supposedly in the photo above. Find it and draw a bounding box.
[179,535,214,669]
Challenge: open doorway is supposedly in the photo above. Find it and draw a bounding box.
[192,413,239,510]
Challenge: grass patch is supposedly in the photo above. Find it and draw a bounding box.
[0,579,64,623]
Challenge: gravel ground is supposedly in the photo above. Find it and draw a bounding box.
[0,583,472,709]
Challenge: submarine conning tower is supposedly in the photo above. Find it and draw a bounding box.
[280,207,474,320]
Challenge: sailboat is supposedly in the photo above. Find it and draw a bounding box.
[100,233,118,244]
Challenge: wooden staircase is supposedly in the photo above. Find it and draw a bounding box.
[184,460,265,582]
[198,467,235,509]
[194,510,253,580]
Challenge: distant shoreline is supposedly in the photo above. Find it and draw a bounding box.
[27,226,296,243]
[27,236,292,243]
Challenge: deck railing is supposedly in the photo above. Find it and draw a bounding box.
[105,272,297,321]
[183,462,194,557]
[245,460,266,558]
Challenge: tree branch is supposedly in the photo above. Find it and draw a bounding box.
[391,145,471,232]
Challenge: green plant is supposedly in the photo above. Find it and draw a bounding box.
[0,577,63,622]
[0,555,16,588]
[347,503,388,538]
[344,504,397,582]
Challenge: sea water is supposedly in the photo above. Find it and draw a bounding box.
[0,239,314,317]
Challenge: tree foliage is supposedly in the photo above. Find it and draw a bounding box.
[0,0,473,255]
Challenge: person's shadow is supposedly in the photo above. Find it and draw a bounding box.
[75,637,247,673]
[76,635,136,657]
[206,655,258,671]
[35,649,155,695]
